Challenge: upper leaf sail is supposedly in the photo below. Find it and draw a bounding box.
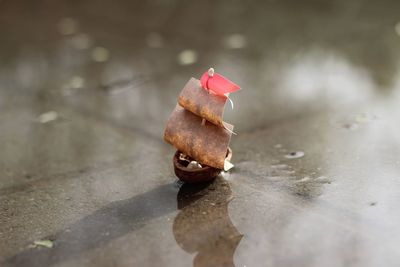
[178,78,227,127]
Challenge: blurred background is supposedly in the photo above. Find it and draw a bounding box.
[1,0,400,266]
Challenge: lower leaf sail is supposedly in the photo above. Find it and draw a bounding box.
[164,105,233,170]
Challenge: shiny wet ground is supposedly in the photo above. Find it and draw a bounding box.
[1,0,400,266]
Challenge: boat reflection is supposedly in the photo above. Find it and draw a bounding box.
[173,177,242,267]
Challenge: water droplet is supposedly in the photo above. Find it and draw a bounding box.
[37,111,58,124]
[285,151,305,159]
[177,49,198,65]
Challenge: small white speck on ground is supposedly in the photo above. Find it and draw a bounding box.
[274,144,282,149]
[315,176,330,182]
[32,240,53,248]
[69,76,84,89]
[37,111,58,124]
[91,47,110,62]
[270,164,291,171]
[177,49,198,65]
[61,76,85,96]
[295,176,311,183]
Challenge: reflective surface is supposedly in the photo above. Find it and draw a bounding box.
[1,0,400,266]
[174,178,242,267]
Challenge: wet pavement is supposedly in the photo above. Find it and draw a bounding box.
[1,0,400,266]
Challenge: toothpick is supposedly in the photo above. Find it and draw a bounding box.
[204,68,214,94]
[226,95,234,110]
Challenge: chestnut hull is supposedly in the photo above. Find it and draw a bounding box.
[173,148,232,183]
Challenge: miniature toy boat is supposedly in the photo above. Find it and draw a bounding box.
[164,68,240,183]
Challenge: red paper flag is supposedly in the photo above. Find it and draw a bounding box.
[200,69,240,97]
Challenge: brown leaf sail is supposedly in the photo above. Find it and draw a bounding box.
[164,105,233,170]
[178,78,227,127]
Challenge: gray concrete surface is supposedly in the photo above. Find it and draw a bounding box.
[1,0,400,266]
